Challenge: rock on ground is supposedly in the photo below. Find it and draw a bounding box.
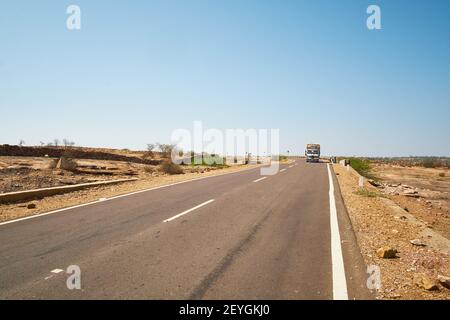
[413,273,439,291]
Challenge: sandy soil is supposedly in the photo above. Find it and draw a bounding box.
[371,164,450,193]
[0,156,237,193]
[0,156,263,223]
[0,157,140,193]
[372,164,450,240]
[334,164,450,300]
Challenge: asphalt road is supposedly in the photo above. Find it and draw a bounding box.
[0,159,372,299]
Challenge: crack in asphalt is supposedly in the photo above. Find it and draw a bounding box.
[188,207,274,300]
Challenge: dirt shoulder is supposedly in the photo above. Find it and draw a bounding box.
[334,164,450,300]
[0,162,261,223]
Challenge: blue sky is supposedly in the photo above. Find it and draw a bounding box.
[1,0,449,156]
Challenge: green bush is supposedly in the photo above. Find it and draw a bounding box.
[348,158,373,178]
[191,155,228,168]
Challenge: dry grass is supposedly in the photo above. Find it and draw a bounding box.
[355,188,383,198]
[159,160,184,175]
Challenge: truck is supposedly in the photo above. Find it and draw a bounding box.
[305,144,320,163]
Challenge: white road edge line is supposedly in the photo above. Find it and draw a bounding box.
[327,164,348,300]
[253,177,267,183]
[163,199,215,223]
[0,165,263,227]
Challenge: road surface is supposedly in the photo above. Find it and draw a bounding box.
[0,160,372,299]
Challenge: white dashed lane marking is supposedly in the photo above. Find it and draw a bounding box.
[163,199,215,223]
[51,269,64,274]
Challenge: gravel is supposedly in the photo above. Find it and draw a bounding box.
[334,164,450,299]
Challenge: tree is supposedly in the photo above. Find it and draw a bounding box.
[143,143,156,159]
[157,143,175,159]
[63,139,75,148]
[147,144,155,151]
[18,139,25,147]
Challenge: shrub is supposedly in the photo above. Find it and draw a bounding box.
[191,155,228,168]
[157,143,175,159]
[62,158,78,171]
[143,144,156,159]
[439,172,446,177]
[349,158,373,178]
[355,189,381,198]
[159,160,184,175]
[422,159,438,168]
[144,166,156,174]
[48,158,59,169]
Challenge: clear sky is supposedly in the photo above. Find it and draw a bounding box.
[1,0,449,156]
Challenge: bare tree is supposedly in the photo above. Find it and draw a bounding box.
[63,139,75,148]
[147,143,155,152]
[157,143,175,159]
[143,143,156,159]
[53,139,60,147]
[18,139,25,147]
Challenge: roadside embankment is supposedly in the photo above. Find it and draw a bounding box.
[334,163,450,300]
[0,144,161,165]
[0,178,138,204]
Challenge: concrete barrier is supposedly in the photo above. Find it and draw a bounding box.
[0,178,138,204]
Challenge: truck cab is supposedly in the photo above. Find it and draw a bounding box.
[305,144,320,163]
